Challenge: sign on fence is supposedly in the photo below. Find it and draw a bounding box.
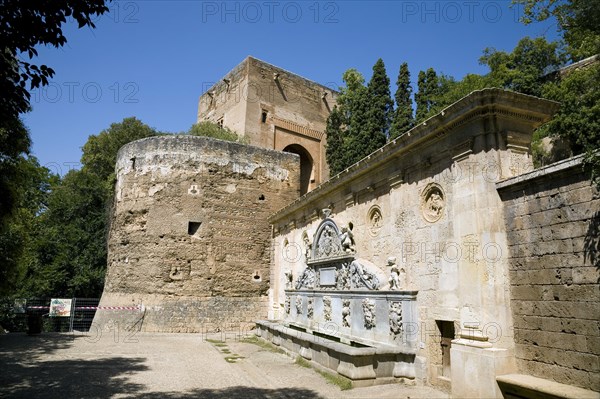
[13,299,27,314]
[49,298,72,317]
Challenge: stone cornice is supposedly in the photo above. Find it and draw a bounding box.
[269,88,560,224]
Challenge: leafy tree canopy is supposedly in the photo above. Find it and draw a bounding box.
[188,121,245,143]
[513,0,600,60]
[0,0,110,120]
[81,117,160,191]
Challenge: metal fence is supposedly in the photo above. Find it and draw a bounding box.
[0,298,100,333]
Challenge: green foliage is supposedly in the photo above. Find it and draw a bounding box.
[365,58,393,143]
[539,64,600,185]
[324,61,393,174]
[480,36,565,97]
[188,121,245,143]
[18,170,108,297]
[390,62,414,139]
[1,117,163,299]
[81,117,160,191]
[0,0,110,121]
[325,69,369,174]
[0,118,32,226]
[512,0,600,60]
[0,156,56,295]
[415,68,450,122]
[415,71,428,122]
[324,106,345,175]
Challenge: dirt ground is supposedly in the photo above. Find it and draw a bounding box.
[0,331,448,398]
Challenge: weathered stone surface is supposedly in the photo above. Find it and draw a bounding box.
[497,155,600,392]
[198,56,336,193]
[94,135,300,332]
[268,89,560,394]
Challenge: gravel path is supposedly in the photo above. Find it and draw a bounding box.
[0,332,448,398]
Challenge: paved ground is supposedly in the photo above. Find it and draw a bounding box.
[0,332,448,398]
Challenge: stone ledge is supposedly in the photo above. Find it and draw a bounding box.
[496,154,585,191]
[496,373,599,399]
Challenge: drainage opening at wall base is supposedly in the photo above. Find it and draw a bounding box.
[188,221,202,235]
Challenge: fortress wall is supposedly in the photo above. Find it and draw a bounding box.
[497,155,600,392]
[94,136,300,332]
[268,89,559,394]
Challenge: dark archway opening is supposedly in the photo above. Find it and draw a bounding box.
[283,144,313,195]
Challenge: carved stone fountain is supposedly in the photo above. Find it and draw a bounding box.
[257,214,420,385]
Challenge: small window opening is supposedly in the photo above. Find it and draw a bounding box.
[261,111,268,123]
[217,117,224,128]
[188,221,202,235]
[258,194,265,201]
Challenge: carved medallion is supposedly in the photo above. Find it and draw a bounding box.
[421,183,445,223]
[368,206,383,236]
[362,298,376,329]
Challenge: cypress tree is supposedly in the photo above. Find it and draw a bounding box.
[415,70,428,122]
[364,58,393,149]
[390,62,414,139]
[415,68,439,122]
[325,106,345,175]
[425,68,439,114]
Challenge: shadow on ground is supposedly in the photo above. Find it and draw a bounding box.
[0,333,325,398]
[0,333,147,398]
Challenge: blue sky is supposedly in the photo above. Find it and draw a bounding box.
[22,1,559,174]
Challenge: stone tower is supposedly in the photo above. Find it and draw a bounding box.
[198,56,338,194]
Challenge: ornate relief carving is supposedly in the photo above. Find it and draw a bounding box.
[335,263,351,290]
[301,230,312,262]
[421,183,445,223]
[285,296,290,314]
[295,297,303,315]
[307,298,314,319]
[295,267,316,289]
[389,301,403,338]
[323,296,332,322]
[339,223,355,253]
[315,223,343,260]
[362,298,376,329]
[368,206,383,236]
[349,260,380,290]
[342,299,351,328]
